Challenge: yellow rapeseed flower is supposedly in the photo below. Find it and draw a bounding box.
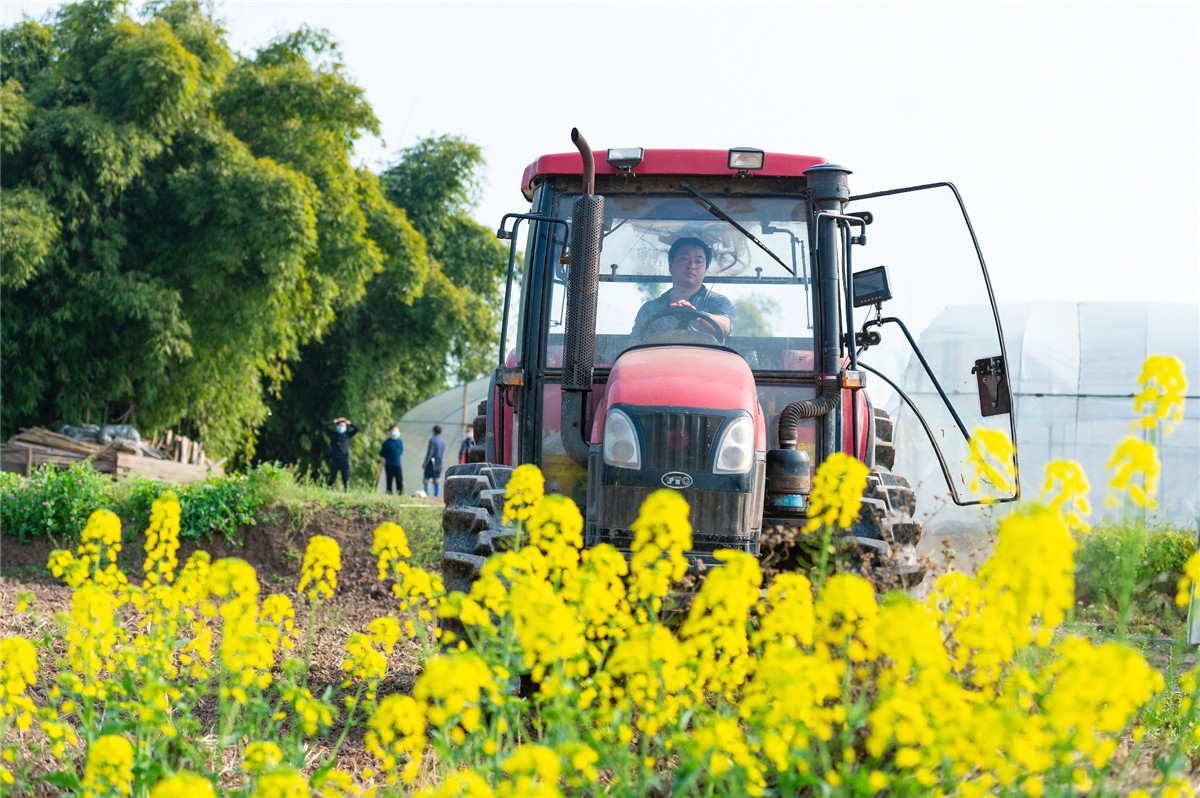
[510,577,587,683]
[143,492,182,586]
[1133,355,1188,434]
[967,428,1017,499]
[149,772,216,798]
[814,573,879,662]
[281,686,334,735]
[366,694,427,785]
[297,535,342,600]
[979,506,1076,648]
[1107,437,1161,508]
[565,544,630,642]
[1175,552,1200,607]
[242,741,283,774]
[1041,460,1092,532]
[753,572,815,652]
[599,624,698,738]
[680,550,761,698]
[66,583,123,698]
[499,744,562,796]
[80,734,134,798]
[628,489,692,605]
[1044,637,1163,758]
[525,494,584,579]
[876,596,950,683]
[0,637,38,730]
[260,594,296,653]
[372,522,412,580]
[48,508,129,593]
[413,769,494,798]
[688,717,767,795]
[415,651,503,739]
[804,452,870,532]
[502,463,545,524]
[251,766,309,798]
[557,741,601,788]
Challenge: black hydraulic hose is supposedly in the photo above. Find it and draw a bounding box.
[778,391,841,449]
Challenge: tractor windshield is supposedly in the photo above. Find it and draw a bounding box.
[546,193,816,370]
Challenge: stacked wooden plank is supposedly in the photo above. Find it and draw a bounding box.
[152,429,210,467]
[1,427,221,483]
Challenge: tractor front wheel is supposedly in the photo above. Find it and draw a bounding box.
[439,462,517,644]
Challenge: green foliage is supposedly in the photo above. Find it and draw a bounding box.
[0,183,60,288]
[118,462,285,543]
[1075,521,1198,625]
[255,135,509,481]
[0,461,114,543]
[732,296,778,338]
[0,2,425,462]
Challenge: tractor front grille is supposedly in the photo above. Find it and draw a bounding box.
[634,410,724,472]
[593,474,763,555]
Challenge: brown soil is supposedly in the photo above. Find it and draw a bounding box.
[0,502,440,793]
[2,501,428,623]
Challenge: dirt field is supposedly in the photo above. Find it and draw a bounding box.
[1,502,452,791]
[2,501,434,673]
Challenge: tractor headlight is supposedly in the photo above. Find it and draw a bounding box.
[602,408,641,469]
[713,415,754,474]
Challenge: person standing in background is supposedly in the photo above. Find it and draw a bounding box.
[458,428,474,464]
[323,416,359,490]
[422,425,447,498]
[379,425,404,495]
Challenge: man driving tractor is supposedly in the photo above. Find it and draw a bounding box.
[627,236,736,345]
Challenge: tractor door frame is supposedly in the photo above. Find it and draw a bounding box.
[846,182,1020,505]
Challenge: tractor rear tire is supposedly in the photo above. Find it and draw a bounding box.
[851,466,924,589]
[854,407,923,587]
[440,462,516,597]
[468,400,487,463]
[873,407,896,470]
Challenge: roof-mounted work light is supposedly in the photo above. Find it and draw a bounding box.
[606,148,644,171]
[728,147,765,172]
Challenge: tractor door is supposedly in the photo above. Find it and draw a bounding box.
[845,183,1018,505]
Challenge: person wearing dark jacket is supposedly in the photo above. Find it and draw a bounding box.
[323,417,359,489]
[422,425,447,498]
[458,429,474,464]
[379,425,404,495]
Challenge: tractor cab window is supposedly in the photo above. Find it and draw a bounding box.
[545,193,816,371]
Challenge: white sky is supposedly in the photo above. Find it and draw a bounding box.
[5,1,1198,308]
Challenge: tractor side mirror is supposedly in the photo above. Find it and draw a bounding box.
[852,265,892,307]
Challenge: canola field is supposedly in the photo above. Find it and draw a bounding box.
[1,356,1197,798]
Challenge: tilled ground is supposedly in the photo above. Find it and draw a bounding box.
[0,503,440,793]
[4,509,1195,793]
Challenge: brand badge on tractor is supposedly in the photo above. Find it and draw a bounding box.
[661,472,693,489]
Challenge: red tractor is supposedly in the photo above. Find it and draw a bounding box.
[442,130,1018,592]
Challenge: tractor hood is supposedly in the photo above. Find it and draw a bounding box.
[591,345,767,451]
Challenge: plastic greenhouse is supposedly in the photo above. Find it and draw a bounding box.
[890,302,1199,530]
[388,377,489,495]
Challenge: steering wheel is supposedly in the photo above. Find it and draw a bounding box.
[644,307,727,343]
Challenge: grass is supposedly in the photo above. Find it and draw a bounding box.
[257,475,445,565]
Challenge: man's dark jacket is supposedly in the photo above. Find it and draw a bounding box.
[323,420,360,458]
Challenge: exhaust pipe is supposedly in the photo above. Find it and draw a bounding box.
[561,128,603,466]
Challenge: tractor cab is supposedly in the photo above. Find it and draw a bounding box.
[442,132,1017,594]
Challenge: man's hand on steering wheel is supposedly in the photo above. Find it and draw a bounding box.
[645,307,727,342]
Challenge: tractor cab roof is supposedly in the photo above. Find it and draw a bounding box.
[521,149,828,200]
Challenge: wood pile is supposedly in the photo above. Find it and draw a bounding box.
[1,428,221,483]
[151,429,210,467]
